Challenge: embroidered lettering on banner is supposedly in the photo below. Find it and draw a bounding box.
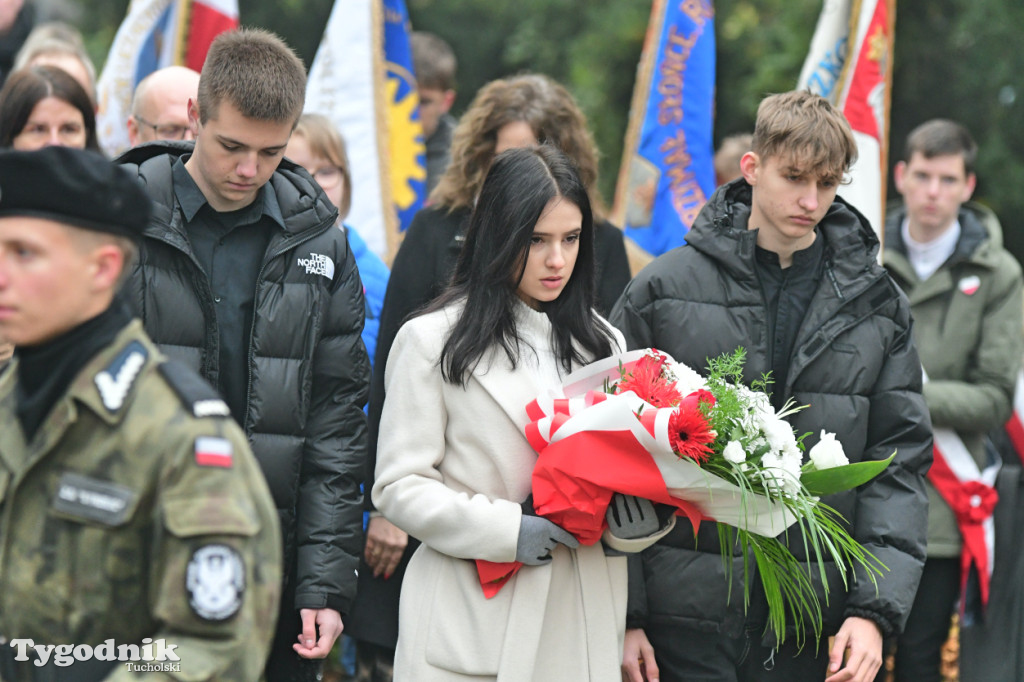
[297,253,335,280]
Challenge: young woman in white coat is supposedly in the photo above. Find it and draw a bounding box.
[372,145,669,681]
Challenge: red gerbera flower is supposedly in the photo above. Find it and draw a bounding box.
[615,354,682,408]
[669,397,716,463]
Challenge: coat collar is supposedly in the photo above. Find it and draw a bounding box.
[0,321,154,475]
[119,143,338,247]
[470,302,561,434]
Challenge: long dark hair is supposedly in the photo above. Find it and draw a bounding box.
[429,145,615,385]
[0,65,98,150]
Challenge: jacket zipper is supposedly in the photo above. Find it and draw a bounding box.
[243,220,338,429]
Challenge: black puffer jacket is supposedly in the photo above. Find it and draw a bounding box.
[610,179,932,641]
[117,142,370,615]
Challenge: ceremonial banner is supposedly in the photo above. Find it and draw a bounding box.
[306,0,426,262]
[610,0,716,258]
[95,0,238,158]
[798,0,895,237]
[1004,370,1024,465]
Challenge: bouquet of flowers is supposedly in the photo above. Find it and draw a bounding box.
[478,348,893,645]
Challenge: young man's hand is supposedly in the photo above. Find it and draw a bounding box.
[622,627,659,682]
[293,608,343,659]
[825,616,883,682]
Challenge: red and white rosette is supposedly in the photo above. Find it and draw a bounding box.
[925,371,1001,610]
[929,428,999,609]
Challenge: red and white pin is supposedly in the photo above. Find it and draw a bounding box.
[958,275,981,296]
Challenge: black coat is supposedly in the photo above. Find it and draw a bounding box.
[346,203,631,646]
[609,179,932,642]
[117,142,370,615]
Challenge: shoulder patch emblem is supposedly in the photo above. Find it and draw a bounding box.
[95,341,148,412]
[297,252,335,280]
[195,436,233,468]
[958,275,981,296]
[186,544,245,621]
[159,361,231,418]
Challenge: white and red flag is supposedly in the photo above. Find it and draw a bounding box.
[1003,370,1024,465]
[797,0,895,238]
[95,0,239,158]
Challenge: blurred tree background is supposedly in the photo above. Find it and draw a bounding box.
[64,0,1024,260]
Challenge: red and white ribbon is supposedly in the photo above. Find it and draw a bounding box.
[925,371,1000,609]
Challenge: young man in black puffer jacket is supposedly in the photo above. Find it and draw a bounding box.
[612,90,932,682]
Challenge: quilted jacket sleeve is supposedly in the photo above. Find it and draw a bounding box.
[294,239,370,615]
[844,303,933,637]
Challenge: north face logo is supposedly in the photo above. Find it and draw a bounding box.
[297,253,335,280]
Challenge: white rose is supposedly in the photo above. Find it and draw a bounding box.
[723,440,747,464]
[809,431,848,469]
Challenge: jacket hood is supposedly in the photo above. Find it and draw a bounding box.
[115,140,338,238]
[686,177,881,282]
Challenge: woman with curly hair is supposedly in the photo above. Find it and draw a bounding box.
[345,73,632,681]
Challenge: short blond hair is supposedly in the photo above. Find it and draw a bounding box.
[293,113,353,219]
[752,91,857,182]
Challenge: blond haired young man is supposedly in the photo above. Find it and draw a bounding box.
[612,91,932,682]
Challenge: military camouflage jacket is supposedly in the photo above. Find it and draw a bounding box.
[0,321,281,681]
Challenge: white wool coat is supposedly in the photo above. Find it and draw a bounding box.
[373,301,642,681]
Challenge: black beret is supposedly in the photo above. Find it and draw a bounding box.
[0,146,152,238]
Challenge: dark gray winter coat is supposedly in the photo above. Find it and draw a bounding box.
[610,179,932,641]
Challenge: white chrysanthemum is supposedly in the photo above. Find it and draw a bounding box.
[809,431,848,469]
[762,417,797,454]
[671,361,707,396]
[760,450,802,496]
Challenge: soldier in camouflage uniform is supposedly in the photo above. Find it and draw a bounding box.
[0,146,281,681]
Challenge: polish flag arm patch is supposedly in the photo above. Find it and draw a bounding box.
[195,436,233,468]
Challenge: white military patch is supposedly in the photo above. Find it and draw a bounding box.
[186,544,245,621]
[192,399,231,418]
[95,350,146,411]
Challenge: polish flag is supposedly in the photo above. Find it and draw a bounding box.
[195,436,233,468]
[797,0,895,238]
[96,0,239,158]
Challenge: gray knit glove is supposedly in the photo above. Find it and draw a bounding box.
[515,516,580,565]
[605,494,660,540]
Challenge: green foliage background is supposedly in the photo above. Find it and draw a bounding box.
[80,0,1024,261]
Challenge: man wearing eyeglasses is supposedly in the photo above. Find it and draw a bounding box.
[126,65,200,146]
